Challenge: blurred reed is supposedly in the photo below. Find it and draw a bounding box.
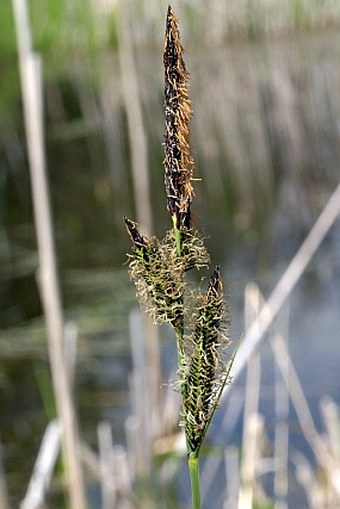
[2,0,340,260]
[12,0,86,507]
[41,16,340,244]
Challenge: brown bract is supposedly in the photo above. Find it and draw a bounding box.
[124,216,148,249]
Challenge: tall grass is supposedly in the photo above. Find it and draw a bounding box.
[4,0,340,55]
[2,0,340,125]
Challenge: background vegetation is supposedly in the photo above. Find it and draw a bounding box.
[1,1,340,507]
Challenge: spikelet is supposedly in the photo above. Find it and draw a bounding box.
[163,5,194,232]
[182,267,231,453]
[125,217,184,330]
[125,217,209,331]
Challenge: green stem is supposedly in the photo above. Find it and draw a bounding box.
[172,212,202,508]
[175,326,187,403]
[172,214,182,255]
[188,451,202,509]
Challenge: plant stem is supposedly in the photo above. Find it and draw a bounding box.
[188,451,202,509]
[174,323,188,405]
[172,215,182,255]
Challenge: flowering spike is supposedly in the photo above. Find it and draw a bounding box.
[163,5,194,233]
[183,266,231,453]
[124,9,234,495]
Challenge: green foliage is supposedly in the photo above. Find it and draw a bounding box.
[0,65,20,126]
[0,3,20,123]
[30,0,66,53]
[288,0,311,30]
[0,1,17,55]
[254,501,275,509]
[2,0,340,62]
[33,361,56,420]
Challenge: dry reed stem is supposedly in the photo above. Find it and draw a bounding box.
[118,1,153,236]
[21,421,61,509]
[12,1,86,507]
[223,181,340,396]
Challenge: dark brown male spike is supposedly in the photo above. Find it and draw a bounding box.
[163,5,194,233]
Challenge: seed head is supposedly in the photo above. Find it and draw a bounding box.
[182,267,231,453]
[163,5,194,231]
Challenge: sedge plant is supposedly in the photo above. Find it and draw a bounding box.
[125,6,235,508]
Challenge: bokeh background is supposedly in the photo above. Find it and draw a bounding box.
[1,1,340,507]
